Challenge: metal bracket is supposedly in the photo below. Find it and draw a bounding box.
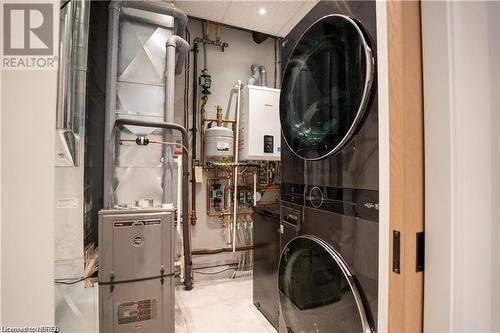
[416,232,425,272]
[393,230,401,274]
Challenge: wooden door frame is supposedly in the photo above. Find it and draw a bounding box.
[377,1,425,332]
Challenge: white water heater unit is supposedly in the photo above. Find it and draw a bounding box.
[239,85,280,161]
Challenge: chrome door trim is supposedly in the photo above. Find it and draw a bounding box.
[278,234,374,333]
[280,14,375,161]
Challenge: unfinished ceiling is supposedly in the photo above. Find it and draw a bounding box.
[172,1,318,37]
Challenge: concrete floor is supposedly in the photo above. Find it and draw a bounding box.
[175,275,277,333]
[55,269,276,333]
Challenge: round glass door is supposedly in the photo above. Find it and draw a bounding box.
[278,235,372,333]
[280,15,374,160]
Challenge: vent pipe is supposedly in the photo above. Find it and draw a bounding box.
[247,64,261,86]
[163,36,189,205]
[259,66,267,87]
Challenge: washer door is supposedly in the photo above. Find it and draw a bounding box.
[278,235,372,333]
[280,15,374,160]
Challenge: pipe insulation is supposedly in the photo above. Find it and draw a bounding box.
[163,36,189,205]
[114,118,193,290]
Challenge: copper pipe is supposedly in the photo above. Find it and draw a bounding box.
[205,20,210,39]
[206,211,253,217]
[216,23,221,42]
[202,117,236,124]
[216,105,223,126]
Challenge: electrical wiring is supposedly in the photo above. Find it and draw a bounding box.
[193,265,253,275]
[193,267,233,275]
[54,277,94,285]
[56,244,98,285]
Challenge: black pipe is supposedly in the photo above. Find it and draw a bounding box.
[191,42,199,226]
[114,118,193,290]
[192,245,254,255]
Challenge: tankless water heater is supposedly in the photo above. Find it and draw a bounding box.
[239,85,281,161]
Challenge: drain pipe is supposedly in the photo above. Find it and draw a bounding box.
[163,36,189,206]
[114,118,193,290]
[232,80,242,252]
[176,156,184,281]
[164,36,192,290]
[191,42,199,225]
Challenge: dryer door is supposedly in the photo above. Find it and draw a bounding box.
[278,235,372,333]
[280,15,374,161]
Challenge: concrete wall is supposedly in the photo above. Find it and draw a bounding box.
[174,19,277,269]
[422,1,500,331]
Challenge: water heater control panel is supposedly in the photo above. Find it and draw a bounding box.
[239,85,281,161]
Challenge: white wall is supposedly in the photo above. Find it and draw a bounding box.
[1,71,57,324]
[422,1,500,331]
[0,1,58,325]
[173,19,277,268]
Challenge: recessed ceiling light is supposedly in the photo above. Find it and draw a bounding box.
[259,8,266,15]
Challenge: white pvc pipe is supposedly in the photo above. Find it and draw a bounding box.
[232,80,242,252]
[227,180,232,245]
[176,156,184,281]
[176,156,182,233]
[163,36,189,205]
[253,172,257,206]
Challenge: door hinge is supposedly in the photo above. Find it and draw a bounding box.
[416,231,425,272]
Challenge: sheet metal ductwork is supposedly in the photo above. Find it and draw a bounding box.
[104,1,188,209]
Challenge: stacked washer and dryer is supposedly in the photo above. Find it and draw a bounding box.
[278,1,378,332]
